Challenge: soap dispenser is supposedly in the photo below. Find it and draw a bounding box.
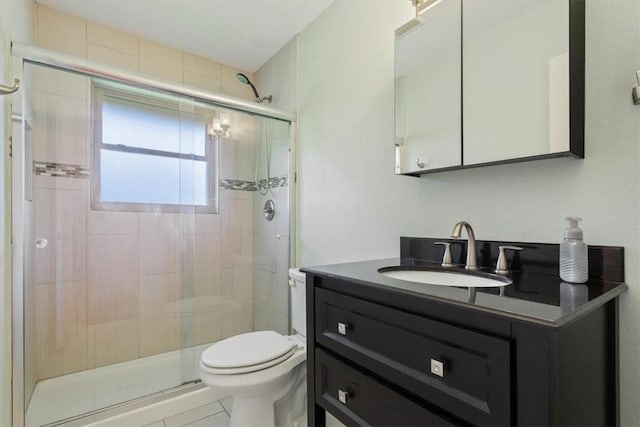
[559,217,588,283]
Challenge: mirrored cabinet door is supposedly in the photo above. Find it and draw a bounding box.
[462,0,570,165]
[395,0,461,174]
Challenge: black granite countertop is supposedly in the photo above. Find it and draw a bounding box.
[302,238,627,328]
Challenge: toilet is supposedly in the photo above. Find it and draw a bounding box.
[199,268,307,427]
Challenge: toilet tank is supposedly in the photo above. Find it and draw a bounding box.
[288,268,306,336]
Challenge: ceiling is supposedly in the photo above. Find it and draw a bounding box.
[36,0,333,73]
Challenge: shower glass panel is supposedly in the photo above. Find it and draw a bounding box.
[18,61,292,426]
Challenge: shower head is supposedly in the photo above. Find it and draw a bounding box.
[235,72,250,85]
[235,72,272,104]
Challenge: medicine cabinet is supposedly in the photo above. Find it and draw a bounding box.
[394,0,584,175]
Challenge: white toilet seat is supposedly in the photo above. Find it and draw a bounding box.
[199,333,306,393]
[202,346,297,375]
[201,330,296,370]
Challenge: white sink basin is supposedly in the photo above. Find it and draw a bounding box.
[378,267,511,288]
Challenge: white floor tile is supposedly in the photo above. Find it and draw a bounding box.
[220,397,233,415]
[143,421,166,427]
[183,411,230,427]
[164,401,225,427]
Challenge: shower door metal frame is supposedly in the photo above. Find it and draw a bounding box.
[12,42,295,122]
[10,42,296,427]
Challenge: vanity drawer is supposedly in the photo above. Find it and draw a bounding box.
[315,288,511,426]
[316,348,455,426]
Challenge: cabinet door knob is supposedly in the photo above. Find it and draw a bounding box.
[337,322,348,336]
[430,358,444,377]
[338,389,350,405]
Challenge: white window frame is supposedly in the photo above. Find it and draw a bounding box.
[91,83,219,213]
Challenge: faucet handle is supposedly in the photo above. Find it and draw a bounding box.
[435,242,454,267]
[495,245,523,275]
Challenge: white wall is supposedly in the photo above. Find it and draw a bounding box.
[0,5,11,423]
[1,1,33,424]
[297,0,640,424]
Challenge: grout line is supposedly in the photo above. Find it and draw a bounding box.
[163,401,227,427]
[219,399,230,417]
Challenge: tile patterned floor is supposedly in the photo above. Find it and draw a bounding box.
[143,397,234,427]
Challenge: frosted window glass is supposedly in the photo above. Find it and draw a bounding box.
[102,96,205,156]
[100,150,208,206]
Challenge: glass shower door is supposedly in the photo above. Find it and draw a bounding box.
[19,59,293,426]
[22,61,215,425]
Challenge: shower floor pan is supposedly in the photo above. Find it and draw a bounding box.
[26,343,211,427]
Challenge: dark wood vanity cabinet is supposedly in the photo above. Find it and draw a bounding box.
[306,273,620,427]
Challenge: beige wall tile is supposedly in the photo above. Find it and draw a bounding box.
[222,267,253,305]
[222,301,253,339]
[33,175,87,191]
[221,227,253,268]
[87,44,138,72]
[24,201,37,402]
[222,198,253,229]
[222,66,256,100]
[139,273,181,356]
[184,53,222,78]
[32,91,89,166]
[220,197,253,268]
[193,298,224,346]
[182,213,221,235]
[87,21,138,54]
[35,4,86,57]
[275,237,290,318]
[139,212,183,274]
[86,20,138,70]
[221,188,253,201]
[34,189,87,284]
[88,318,139,368]
[88,210,139,235]
[275,313,289,336]
[219,124,257,182]
[35,281,88,380]
[183,71,222,94]
[183,53,222,93]
[34,66,88,99]
[139,39,183,82]
[87,234,139,324]
[183,233,222,299]
[32,66,90,167]
[253,268,282,332]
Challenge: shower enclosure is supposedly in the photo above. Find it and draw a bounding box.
[11,45,295,426]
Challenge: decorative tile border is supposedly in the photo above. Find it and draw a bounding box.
[257,175,288,191]
[219,179,256,191]
[33,161,89,178]
[33,161,289,191]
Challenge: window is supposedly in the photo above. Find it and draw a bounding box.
[92,84,218,213]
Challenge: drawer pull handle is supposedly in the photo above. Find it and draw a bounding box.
[337,322,348,336]
[430,359,444,377]
[338,389,350,405]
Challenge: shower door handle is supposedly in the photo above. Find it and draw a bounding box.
[35,238,48,248]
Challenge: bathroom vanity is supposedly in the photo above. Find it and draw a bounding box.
[303,238,625,426]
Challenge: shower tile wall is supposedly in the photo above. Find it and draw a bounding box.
[253,38,297,334]
[26,3,261,399]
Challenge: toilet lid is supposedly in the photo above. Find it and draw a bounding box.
[201,331,296,370]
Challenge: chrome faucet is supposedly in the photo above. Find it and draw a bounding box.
[450,221,478,270]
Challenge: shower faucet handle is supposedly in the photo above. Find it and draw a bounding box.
[434,242,454,267]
